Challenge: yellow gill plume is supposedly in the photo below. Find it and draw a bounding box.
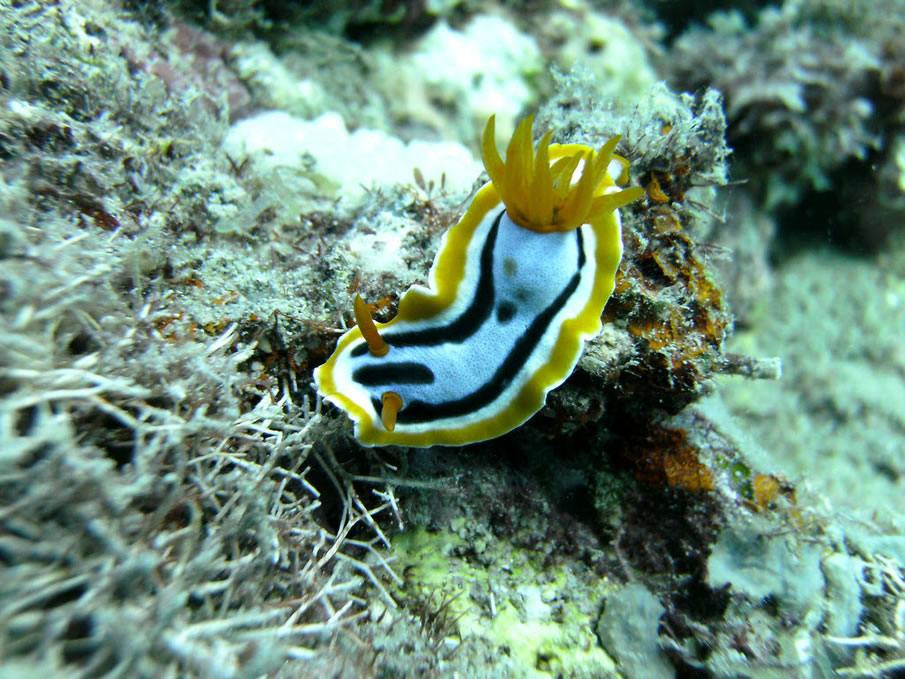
[481,114,644,233]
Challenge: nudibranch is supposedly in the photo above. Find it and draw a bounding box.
[314,115,644,447]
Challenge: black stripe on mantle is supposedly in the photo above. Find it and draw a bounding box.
[351,208,504,359]
[359,214,588,425]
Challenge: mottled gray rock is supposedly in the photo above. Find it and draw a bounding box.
[596,584,673,679]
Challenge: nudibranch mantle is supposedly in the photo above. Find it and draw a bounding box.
[315,115,643,447]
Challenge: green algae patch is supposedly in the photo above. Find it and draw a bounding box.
[391,527,618,679]
[489,605,616,679]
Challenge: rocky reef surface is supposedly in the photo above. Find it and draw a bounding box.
[1,1,904,677]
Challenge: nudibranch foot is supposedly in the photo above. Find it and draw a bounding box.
[314,114,644,447]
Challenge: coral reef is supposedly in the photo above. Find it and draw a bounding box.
[536,6,658,111]
[223,110,481,204]
[378,13,545,148]
[668,0,905,250]
[721,250,905,517]
[670,6,880,209]
[2,0,904,678]
[234,29,391,131]
[536,79,736,419]
[0,2,399,676]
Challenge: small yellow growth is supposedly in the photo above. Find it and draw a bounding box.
[482,114,644,233]
[381,391,403,431]
[752,474,782,511]
[353,294,389,357]
[646,176,670,204]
